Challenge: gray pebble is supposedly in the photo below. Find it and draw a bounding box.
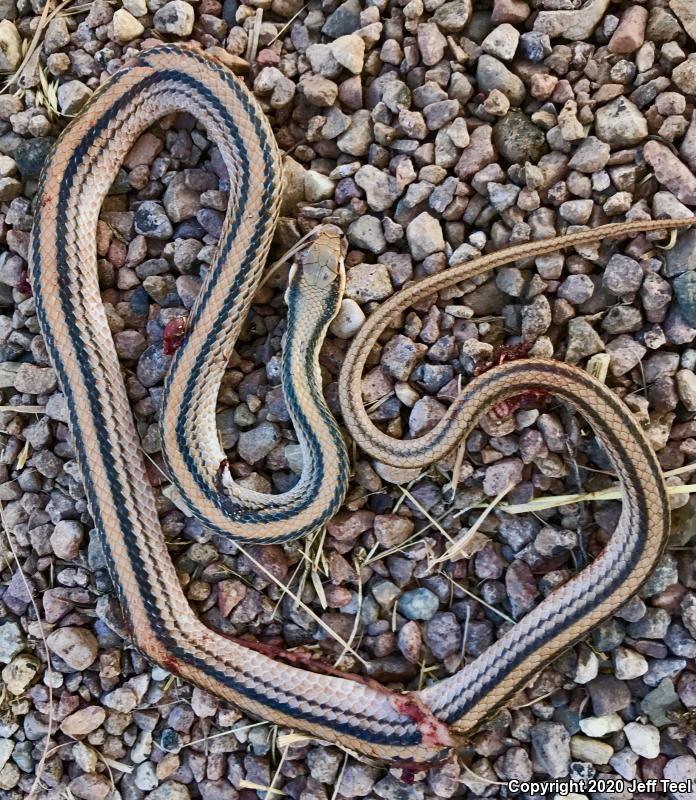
[0,622,24,664]
[57,81,92,115]
[587,674,631,715]
[603,254,643,296]
[424,612,461,660]
[594,97,648,147]
[347,215,386,254]
[153,1,194,36]
[337,763,380,798]
[531,722,571,779]
[398,588,439,621]
[477,55,525,107]
[134,202,174,240]
[237,422,281,464]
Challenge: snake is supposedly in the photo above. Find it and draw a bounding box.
[29,43,695,765]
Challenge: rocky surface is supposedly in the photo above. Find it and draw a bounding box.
[0,0,695,797]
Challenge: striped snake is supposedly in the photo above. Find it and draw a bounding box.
[30,45,694,765]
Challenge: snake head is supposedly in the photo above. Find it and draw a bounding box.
[299,225,346,291]
[285,225,346,314]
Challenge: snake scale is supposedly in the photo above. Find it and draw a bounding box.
[29,44,694,765]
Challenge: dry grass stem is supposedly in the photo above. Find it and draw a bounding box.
[501,480,696,515]
[265,730,292,800]
[310,567,328,610]
[235,542,369,668]
[271,558,304,619]
[239,780,284,796]
[398,485,455,543]
[509,687,559,710]
[392,473,423,513]
[330,752,349,800]
[430,483,512,566]
[366,391,395,416]
[2,0,76,90]
[245,8,264,65]
[276,732,312,747]
[260,229,318,288]
[100,754,132,774]
[268,2,310,44]
[36,65,61,118]
[448,439,468,497]
[443,574,515,624]
[334,558,363,667]
[183,721,267,750]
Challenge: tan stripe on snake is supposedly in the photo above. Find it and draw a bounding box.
[30,44,694,766]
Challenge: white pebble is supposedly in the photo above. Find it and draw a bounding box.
[329,298,365,339]
[304,170,335,202]
[579,713,624,737]
[624,721,660,759]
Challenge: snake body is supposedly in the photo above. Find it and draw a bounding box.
[30,45,693,764]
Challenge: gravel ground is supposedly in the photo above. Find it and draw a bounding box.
[1,0,696,798]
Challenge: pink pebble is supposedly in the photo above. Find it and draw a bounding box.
[531,73,558,101]
[491,0,530,24]
[608,5,648,54]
